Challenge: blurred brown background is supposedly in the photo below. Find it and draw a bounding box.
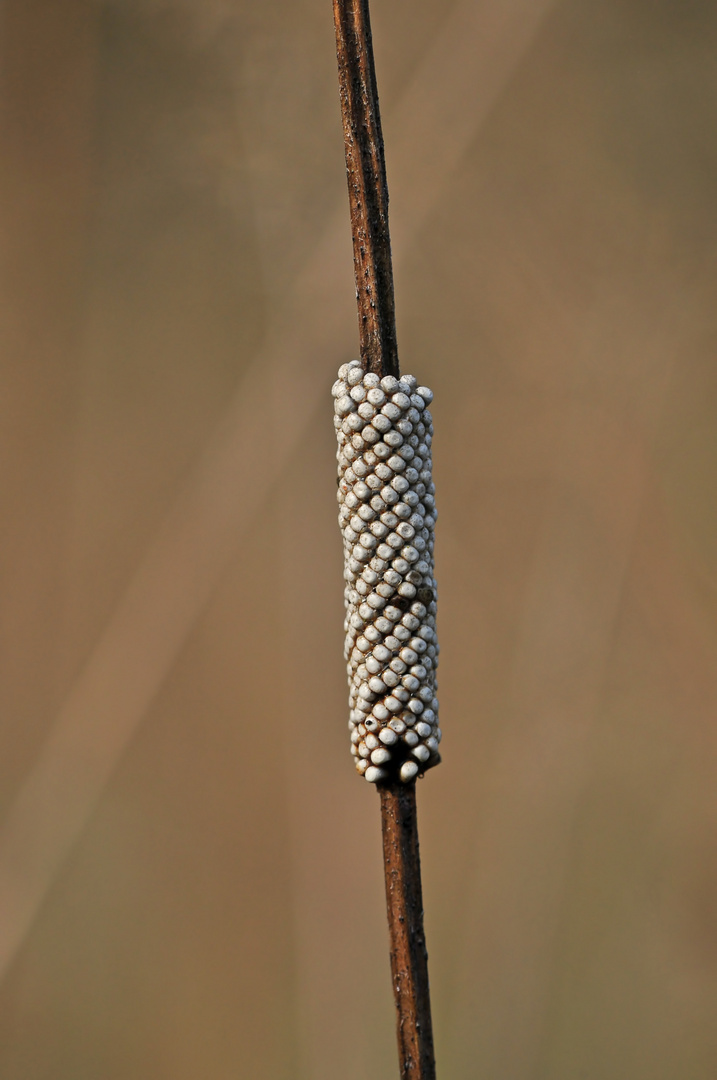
[2,0,717,1076]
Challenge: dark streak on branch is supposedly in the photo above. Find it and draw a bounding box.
[333,0,399,377]
[379,782,437,1080]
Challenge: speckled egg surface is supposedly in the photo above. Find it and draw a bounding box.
[333,360,440,784]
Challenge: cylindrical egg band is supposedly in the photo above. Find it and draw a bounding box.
[334,360,440,784]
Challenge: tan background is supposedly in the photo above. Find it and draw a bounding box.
[2,0,717,1076]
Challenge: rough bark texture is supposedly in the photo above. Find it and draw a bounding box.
[380,783,437,1080]
[333,0,399,377]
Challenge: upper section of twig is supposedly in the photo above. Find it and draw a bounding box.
[333,0,399,378]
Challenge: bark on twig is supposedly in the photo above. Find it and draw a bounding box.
[333,0,399,378]
[380,783,436,1080]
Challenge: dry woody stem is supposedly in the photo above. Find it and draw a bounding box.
[332,1,437,1077]
[333,0,399,377]
[380,783,437,1080]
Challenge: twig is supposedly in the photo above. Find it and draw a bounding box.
[332,2,437,1077]
[380,783,436,1080]
[333,0,398,378]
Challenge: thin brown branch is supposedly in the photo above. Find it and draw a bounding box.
[332,2,436,1076]
[380,783,437,1080]
[332,0,398,377]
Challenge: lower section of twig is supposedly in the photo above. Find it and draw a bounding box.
[379,782,436,1080]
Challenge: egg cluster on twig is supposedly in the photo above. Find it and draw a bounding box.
[333,361,440,784]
